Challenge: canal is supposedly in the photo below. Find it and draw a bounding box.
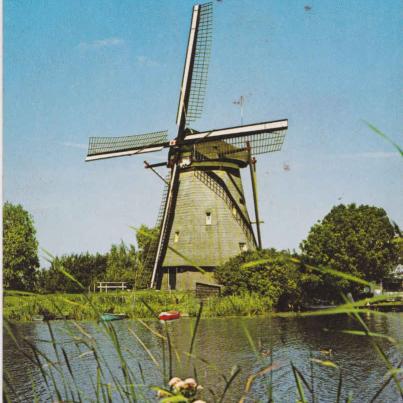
[3,313,402,402]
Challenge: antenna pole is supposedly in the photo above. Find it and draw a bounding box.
[240,95,244,125]
[233,95,245,125]
[246,141,262,249]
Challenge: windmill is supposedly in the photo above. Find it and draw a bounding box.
[85,2,288,290]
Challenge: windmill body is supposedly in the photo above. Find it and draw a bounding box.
[86,3,288,290]
[157,142,256,289]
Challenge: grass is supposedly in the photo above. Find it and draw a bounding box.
[3,290,276,322]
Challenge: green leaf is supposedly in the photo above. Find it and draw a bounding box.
[310,358,338,368]
[364,121,403,156]
[160,394,188,403]
[291,363,308,403]
[339,329,396,344]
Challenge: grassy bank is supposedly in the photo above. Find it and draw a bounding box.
[3,290,275,321]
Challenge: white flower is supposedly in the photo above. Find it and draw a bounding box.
[184,377,197,389]
[168,377,182,387]
[174,380,186,390]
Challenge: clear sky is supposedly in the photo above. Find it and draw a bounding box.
[4,0,402,266]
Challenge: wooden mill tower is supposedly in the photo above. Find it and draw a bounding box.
[86,3,288,290]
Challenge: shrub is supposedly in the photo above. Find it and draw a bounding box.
[214,249,301,310]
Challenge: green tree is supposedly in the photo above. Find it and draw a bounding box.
[3,202,39,290]
[136,224,159,261]
[214,249,301,310]
[300,204,399,299]
[105,241,137,284]
[38,252,108,293]
[133,225,160,289]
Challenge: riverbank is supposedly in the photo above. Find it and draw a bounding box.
[3,290,277,321]
[5,290,402,321]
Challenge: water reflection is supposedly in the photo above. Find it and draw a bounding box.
[3,313,402,402]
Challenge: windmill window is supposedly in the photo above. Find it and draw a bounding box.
[206,212,212,225]
[232,207,237,216]
[239,197,245,205]
[239,242,248,252]
[174,231,180,243]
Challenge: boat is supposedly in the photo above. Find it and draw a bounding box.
[158,310,181,321]
[32,315,44,321]
[100,313,128,322]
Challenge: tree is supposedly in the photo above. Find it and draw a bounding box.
[105,241,138,284]
[136,224,159,261]
[300,204,399,299]
[3,202,39,290]
[214,249,302,310]
[38,252,108,293]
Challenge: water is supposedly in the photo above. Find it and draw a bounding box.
[3,314,402,402]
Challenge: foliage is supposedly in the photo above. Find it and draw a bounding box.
[133,225,160,289]
[3,202,39,290]
[38,252,107,293]
[2,290,278,321]
[38,241,138,293]
[300,204,399,300]
[214,249,302,310]
[136,224,159,260]
[105,241,138,283]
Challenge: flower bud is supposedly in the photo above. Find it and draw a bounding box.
[174,380,186,390]
[168,377,181,387]
[184,378,197,389]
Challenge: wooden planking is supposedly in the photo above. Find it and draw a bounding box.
[195,282,222,299]
[162,167,255,268]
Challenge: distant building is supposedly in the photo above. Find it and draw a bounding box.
[384,264,403,291]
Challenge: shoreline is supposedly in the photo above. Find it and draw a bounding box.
[4,290,402,322]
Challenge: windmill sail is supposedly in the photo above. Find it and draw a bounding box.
[150,164,180,288]
[185,2,213,125]
[134,173,171,289]
[185,119,288,160]
[86,130,168,161]
[150,2,213,287]
[176,2,213,131]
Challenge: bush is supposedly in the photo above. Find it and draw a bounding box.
[214,249,302,310]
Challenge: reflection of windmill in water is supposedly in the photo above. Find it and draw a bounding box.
[86,3,288,290]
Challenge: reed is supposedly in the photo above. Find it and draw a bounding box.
[3,290,277,321]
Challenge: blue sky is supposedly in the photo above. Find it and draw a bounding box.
[4,0,402,266]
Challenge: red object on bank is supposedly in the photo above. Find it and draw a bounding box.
[158,310,181,321]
